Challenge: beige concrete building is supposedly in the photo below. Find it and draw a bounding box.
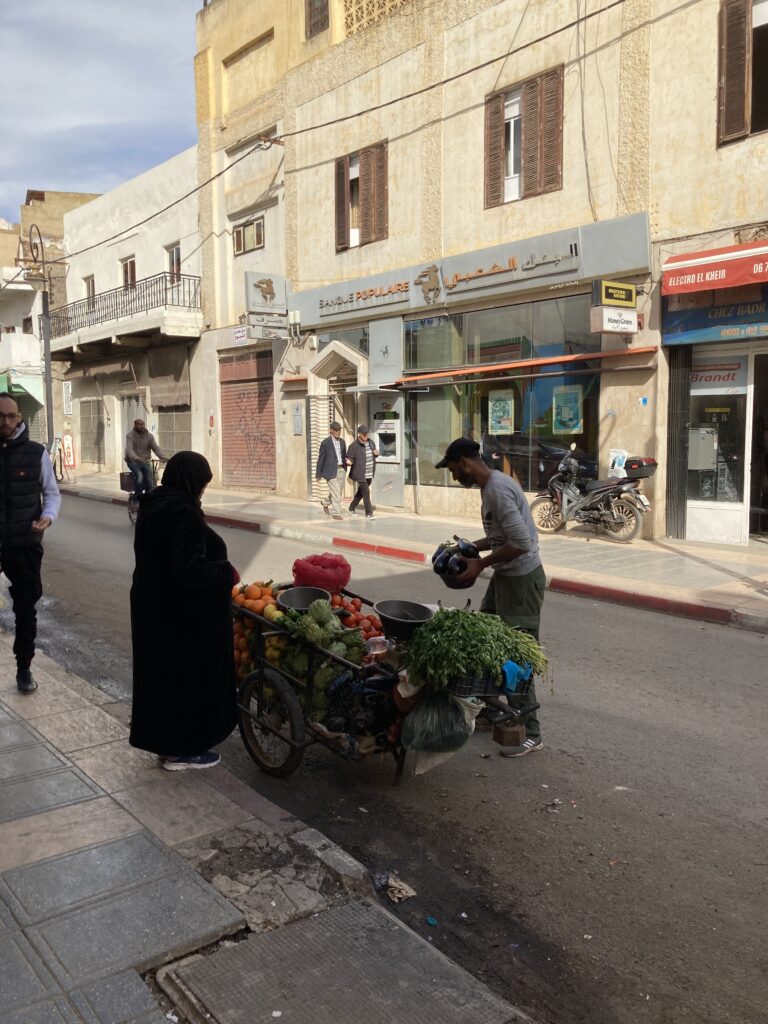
[194,0,767,544]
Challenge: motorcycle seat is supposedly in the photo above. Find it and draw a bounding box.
[584,478,630,492]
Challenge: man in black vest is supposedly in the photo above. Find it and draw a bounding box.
[0,393,61,692]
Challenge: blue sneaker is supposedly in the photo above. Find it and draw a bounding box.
[163,752,221,771]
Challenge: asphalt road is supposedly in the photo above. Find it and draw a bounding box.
[2,495,766,1024]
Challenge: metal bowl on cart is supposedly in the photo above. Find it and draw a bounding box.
[276,586,331,613]
[373,600,434,641]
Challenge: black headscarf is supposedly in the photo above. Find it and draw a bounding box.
[161,452,213,500]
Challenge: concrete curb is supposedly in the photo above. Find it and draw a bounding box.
[60,485,768,634]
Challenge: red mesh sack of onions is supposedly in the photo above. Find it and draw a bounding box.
[292,553,351,592]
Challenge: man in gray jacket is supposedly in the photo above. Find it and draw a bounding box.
[315,422,347,520]
[435,436,546,757]
[125,419,166,494]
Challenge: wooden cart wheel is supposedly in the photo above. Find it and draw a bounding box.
[237,668,305,777]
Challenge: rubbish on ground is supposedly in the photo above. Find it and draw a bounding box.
[165,1015,179,1023]
[545,798,563,812]
[479,753,491,759]
[510,943,520,949]
[570,800,578,806]
[614,786,630,791]
[386,876,417,903]
[426,915,438,926]
[541,784,549,788]
[583,934,593,940]
[460,912,468,919]
[359,806,369,813]
[272,1013,283,1019]
[371,871,389,892]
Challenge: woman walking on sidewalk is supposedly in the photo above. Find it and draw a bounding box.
[129,452,238,770]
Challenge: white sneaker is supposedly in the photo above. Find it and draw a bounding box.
[500,738,543,758]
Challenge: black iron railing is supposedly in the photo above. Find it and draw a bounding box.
[48,272,201,339]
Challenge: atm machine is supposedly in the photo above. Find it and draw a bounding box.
[369,397,404,507]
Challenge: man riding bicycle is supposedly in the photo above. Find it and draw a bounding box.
[125,419,166,493]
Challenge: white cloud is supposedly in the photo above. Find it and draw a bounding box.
[0,0,199,218]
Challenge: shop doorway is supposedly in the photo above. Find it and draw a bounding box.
[750,354,768,536]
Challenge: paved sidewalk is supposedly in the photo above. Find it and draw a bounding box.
[62,471,768,632]
[0,633,527,1024]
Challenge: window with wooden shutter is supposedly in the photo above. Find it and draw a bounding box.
[335,156,350,252]
[718,0,751,144]
[335,143,388,251]
[484,93,506,208]
[485,65,563,204]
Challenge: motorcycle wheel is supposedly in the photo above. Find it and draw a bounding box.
[605,498,642,542]
[530,496,565,533]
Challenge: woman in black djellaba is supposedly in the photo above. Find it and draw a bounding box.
[129,451,239,770]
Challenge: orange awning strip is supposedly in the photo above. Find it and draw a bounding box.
[396,346,658,385]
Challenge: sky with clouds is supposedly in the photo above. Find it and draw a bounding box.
[0,0,200,222]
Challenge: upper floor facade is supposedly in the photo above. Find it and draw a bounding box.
[51,147,202,360]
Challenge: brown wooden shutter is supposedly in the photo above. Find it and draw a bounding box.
[484,93,506,208]
[335,156,350,252]
[359,147,375,245]
[373,141,388,240]
[539,66,564,193]
[521,78,541,198]
[718,0,751,144]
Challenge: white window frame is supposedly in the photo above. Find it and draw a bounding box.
[504,90,522,203]
[166,242,181,283]
[348,155,361,249]
[233,215,265,256]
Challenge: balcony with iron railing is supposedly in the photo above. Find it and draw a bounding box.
[48,272,202,348]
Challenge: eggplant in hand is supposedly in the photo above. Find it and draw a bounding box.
[433,549,453,575]
[454,537,480,559]
[447,553,467,576]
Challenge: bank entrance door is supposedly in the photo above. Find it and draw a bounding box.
[750,354,768,536]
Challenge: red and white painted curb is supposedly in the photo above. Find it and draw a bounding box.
[60,487,768,633]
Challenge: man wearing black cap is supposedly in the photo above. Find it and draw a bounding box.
[435,436,546,756]
[345,425,379,519]
[315,421,347,520]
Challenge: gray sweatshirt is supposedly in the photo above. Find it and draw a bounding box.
[480,471,542,578]
[125,429,165,462]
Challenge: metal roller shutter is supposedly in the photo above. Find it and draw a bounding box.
[220,352,276,489]
[306,394,336,498]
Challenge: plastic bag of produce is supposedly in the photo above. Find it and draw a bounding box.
[292,553,351,592]
[401,692,472,753]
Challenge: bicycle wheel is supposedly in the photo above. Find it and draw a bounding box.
[127,494,140,526]
[604,498,642,543]
[529,496,564,533]
[238,668,305,777]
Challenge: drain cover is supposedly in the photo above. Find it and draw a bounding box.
[174,901,525,1024]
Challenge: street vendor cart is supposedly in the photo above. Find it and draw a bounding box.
[233,577,543,783]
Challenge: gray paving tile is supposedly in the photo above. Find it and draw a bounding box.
[0,996,81,1024]
[27,873,244,987]
[0,770,103,825]
[0,833,179,926]
[175,901,523,1024]
[0,706,16,726]
[69,969,162,1024]
[0,745,69,783]
[0,721,40,752]
[0,930,60,1013]
[0,896,15,930]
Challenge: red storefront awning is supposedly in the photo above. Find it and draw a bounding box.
[662,242,768,295]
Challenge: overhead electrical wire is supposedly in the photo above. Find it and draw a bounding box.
[3,0,627,286]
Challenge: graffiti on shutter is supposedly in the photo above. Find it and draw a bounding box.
[221,380,276,488]
[306,394,335,498]
[484,93,506,208]
[718,0,750,144]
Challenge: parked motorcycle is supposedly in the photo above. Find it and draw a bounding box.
[529,446,655,543]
